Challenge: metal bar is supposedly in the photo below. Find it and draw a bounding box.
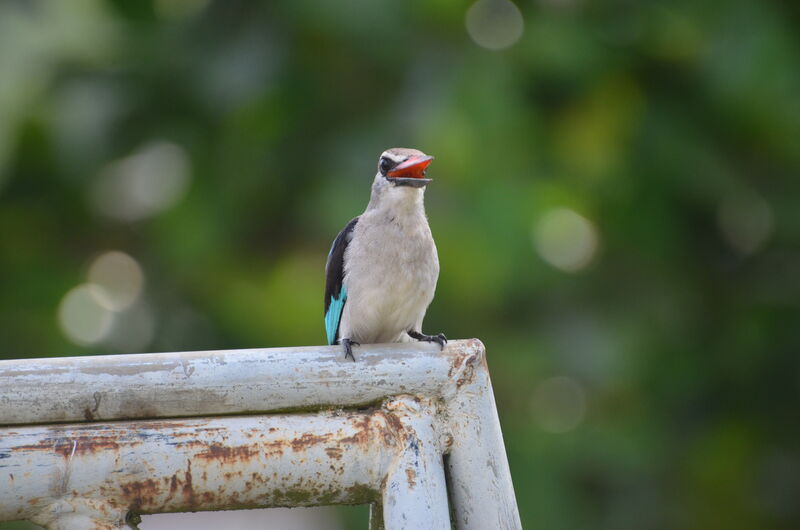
[0,340,483,426]
[444,352,522,529]
[0,340,522,529]
[0,399,443,528]
[381,399,451,530]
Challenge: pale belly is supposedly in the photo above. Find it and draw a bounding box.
[340,220,439,344]
[345,271,436,343]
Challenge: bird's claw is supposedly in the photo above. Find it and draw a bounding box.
[408,330,447,351]
[342,338,359,361]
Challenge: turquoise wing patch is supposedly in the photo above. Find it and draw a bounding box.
[324,284,347,345]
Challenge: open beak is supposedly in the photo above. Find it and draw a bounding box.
[387,155,433,187]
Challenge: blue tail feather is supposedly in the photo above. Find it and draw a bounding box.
[325,285,347,345]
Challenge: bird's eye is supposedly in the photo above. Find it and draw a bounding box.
[379,157,393,175]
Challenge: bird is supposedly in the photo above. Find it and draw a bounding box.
[324,147,447,361]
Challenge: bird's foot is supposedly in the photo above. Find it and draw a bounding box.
[341,338,359,361]
[408,330,447,350]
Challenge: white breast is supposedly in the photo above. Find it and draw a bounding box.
[340,208,439,344]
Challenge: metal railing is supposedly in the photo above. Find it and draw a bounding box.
[0,339,521,529]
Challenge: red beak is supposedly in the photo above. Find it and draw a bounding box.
[387,155,434,179]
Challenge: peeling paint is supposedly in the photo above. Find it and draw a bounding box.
[0,340,521,529]
[196,444,259,462]
[405,468,417,489]
[0,340,482,426]
[325,447,343,460]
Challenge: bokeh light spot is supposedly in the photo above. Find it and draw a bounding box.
[90,141,191,222]
[530,376,587,433]
[534,208,599,272]
[87,251,145,312]
[717,191,773,255]
[465,0,524,51]
[58,284,114,346]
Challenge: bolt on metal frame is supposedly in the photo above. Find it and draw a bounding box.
[0,339,521,529]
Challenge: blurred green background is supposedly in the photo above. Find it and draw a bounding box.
[2,0,800,528]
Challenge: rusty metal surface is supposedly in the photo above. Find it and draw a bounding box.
[0,340,521,530]
[0,401,449,528]
[444,351,522,529]
[0,340,484,426]
[380,399,450,528]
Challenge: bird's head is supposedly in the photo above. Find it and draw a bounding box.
[368,148,434,211]
[376,148,433,189]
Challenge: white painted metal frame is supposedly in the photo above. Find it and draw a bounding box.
[0,339,521,529]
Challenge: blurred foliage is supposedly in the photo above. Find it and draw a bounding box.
[2,0,800,529]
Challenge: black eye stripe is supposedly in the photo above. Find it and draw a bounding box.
[379,157,395,175]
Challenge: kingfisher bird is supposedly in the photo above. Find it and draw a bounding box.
[324,148,447,361]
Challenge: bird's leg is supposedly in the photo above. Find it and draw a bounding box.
[407,330,447,350]
[341,338,359,361]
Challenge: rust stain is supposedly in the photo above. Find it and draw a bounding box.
[11,436,122,457]
[325,447,343,460]
[3,411,411,513]
[120,478,160,507]
[456,353,479,388]
[448,352,466,379]
[196,444,259,462]
[264,440,286,457]
[405,467,417,488]
[448,341,486,384]
[170,435,286,458]
[290,432,331,451]
[182,460,196,506]
[380,411,405,443]
[442,434,454,449]
[194,425,225,433]
[339,412,403,449]
[339,415,371,445]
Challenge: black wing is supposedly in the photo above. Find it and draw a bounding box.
[324,216,359,344]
